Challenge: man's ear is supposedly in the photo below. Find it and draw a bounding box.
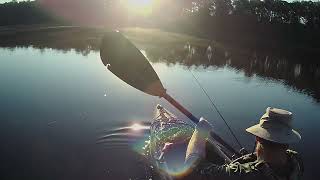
[256,142,264,156]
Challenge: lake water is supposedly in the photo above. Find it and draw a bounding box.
[0,41,319,179]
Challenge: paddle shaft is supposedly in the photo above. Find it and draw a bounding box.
[163,93,240,157]
[163,93,198,123]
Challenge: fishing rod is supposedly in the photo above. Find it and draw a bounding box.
[185,41,243,150]
[189,70,243,149]
[100,31,241,158]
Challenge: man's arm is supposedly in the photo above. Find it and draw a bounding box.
[185,123,207,162]
[184,118,263,180]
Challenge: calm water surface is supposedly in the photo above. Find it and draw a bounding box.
[0,46,319,179]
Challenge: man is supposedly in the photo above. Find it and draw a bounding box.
[185,107,303,180]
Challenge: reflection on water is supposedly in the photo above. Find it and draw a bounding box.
[1,27,318,102]
[0,28,319,179]
[144,44,320,103]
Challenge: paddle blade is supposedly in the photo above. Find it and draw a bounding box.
[100,31,166,97]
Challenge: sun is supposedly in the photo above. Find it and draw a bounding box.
[128,0,153,7]
[126,0,155,16]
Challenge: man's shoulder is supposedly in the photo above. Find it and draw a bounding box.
[286,150,303,169]
[225,154,264,175]
[226,150,304,179]
[286,149,304,178]
[286,149,301,160]
[194,157,266,180]
[231,153,258,165]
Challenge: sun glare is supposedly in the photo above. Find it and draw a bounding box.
[130,123,149,131]
[126,0,155,16]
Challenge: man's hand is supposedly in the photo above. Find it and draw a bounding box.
[196,117,214,139]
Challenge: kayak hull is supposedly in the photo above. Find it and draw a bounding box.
[144,105,231,178]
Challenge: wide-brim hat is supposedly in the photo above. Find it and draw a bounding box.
[246,107,301,144]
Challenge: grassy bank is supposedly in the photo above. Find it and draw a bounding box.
[0,25,211,49]
[0,25,319,60]
[122,27,209,47]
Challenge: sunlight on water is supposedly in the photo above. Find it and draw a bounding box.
[131,123,149,131]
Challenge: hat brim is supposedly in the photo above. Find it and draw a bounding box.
[246,124,301,144]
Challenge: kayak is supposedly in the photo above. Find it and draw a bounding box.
[143,104,233,178]
[99,32,240,179]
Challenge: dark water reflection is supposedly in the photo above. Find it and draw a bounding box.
[0,28,319,179]
[143,44,320,103]
[1,27,319,102]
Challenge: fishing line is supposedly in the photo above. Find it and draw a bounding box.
[189,69,243,149]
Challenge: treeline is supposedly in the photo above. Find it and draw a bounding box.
[167,0,320,52]
[1,0,320,52]
[187,0,320,28]
[0,0,61,25]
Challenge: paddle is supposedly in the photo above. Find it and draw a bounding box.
[100,31,239,157]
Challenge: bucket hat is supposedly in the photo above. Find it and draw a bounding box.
[246,107,301,144]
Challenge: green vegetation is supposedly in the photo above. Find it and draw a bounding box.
[0,1,61,25]
[0,26,209,51]
[174,0,320,52]
[122,27,210,47]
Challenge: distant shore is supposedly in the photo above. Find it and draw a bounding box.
[0,25,319,60]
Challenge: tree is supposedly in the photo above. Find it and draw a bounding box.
[211,0,233,16]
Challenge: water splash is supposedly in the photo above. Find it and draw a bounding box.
[143,105,195,177]
[97,122,151,152]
